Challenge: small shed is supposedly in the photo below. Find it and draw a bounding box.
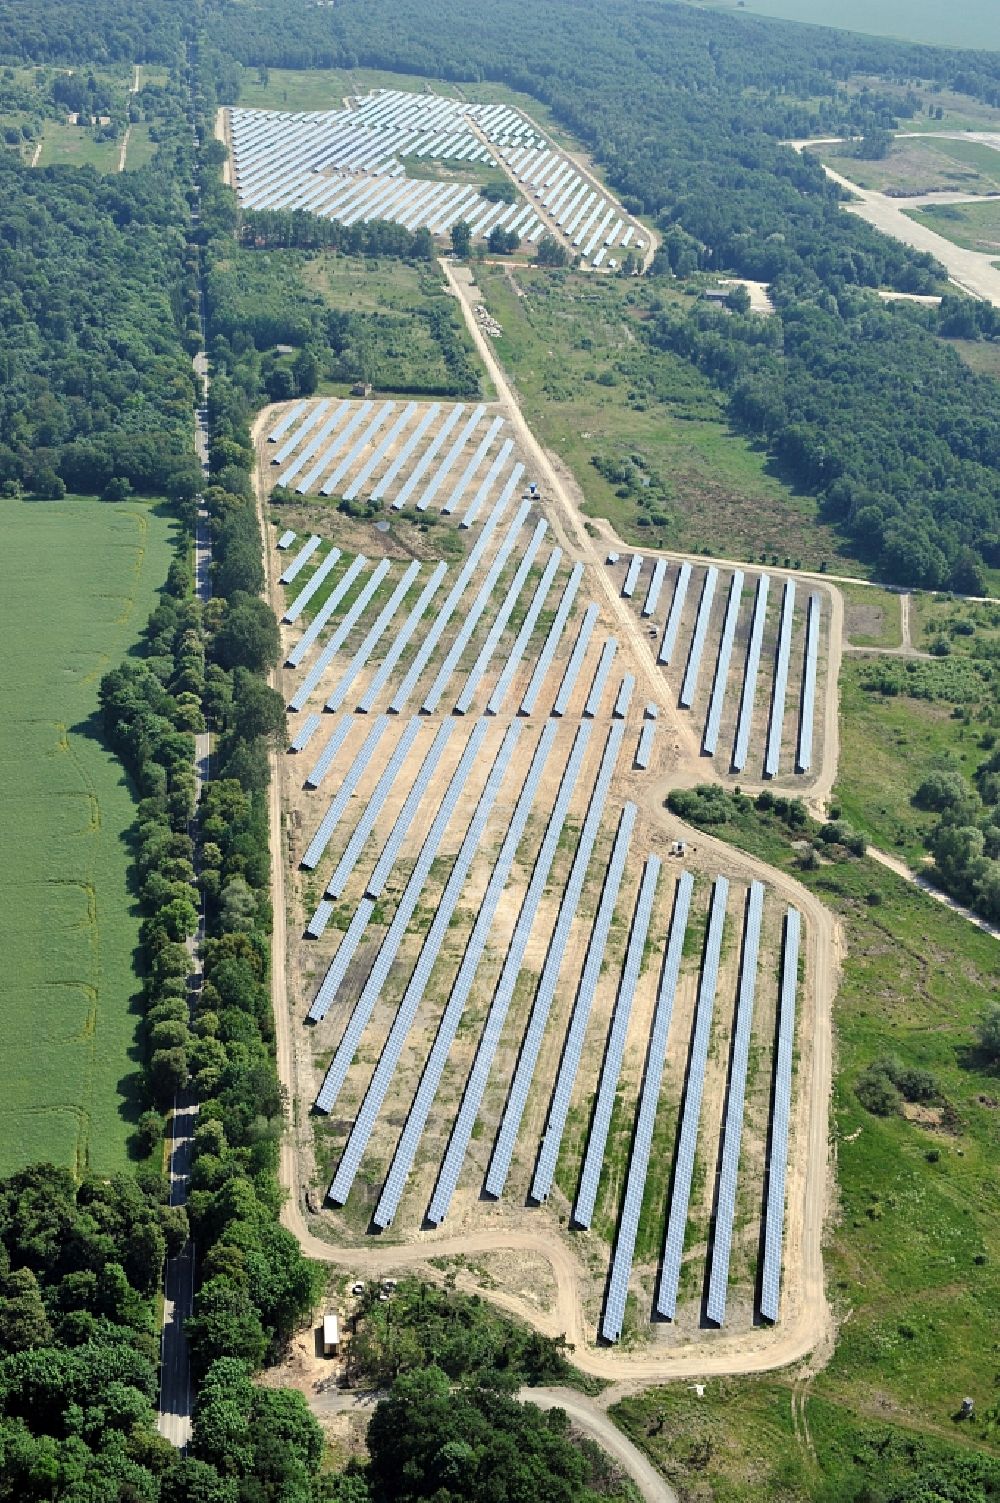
[322,1313,340,1357]
[351,381,373,397]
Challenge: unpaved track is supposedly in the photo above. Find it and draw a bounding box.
[313,1384,677,1503]
[867,845,1000,940]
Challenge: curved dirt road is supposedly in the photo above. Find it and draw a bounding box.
[312,1384,677,1503]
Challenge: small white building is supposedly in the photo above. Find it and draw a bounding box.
[322,1313,340,1357]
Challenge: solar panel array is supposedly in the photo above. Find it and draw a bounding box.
[280,533,321,584]
[573,853,660,1229]
[760,907,800,1322]
[613,674,635,720]
[485,721,625,1198]
[286,554,368,669]
[496,138,645,268]
[657,876,729,1320]
[289,712,321,753]
[315,720,488,1114]
[323,560,421,713]
[373,722,559,1229]
[622,555,642,598]
[324,719,423,901]
[613,552,822,778]
[485,549,562,715]
[277,528,297,550]
[584,637,618,718]
[289,559,392,713]
[519,563,584,715]
[635,721,656,770]
[705,881,764,1326]
[530,803,637,1203]
[229,93,547,244]
[328,721,522,1204]
[455,520,548,713]
[283,546,342,624]
[601,871,693,1343]
[427,722,592,1225]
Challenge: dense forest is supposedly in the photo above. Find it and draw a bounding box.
[202,0,1000,586]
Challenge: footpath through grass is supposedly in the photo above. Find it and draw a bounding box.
[0,494,176,1175]
[613,792,1000,1501]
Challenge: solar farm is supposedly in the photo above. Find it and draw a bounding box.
[226,87,646,269]
[263,395,817,1347]
[609,551,830,784]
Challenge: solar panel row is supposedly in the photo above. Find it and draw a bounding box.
[760,907,800,1322]
[518,563,585,715]
[530,802,638,1203]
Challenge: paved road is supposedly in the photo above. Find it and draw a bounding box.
[157,270,212,1449]
[791,140,1000,309]
[311,1385,677,1503]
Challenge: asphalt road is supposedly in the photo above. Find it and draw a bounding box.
[157,283,212,1449]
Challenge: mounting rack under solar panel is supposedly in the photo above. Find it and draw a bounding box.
[552,602,599,716]
[760,907,800,1322]
[530,803,637,1203]
[328,722,521,1205]
[680,567,718,709]
[518,563,584,716]
[702,571,744,756]
[286,555,368,670]
[656,876,729,1320]
[765,579,796,778]
[485,720,625,1198]
[732,574,770,773]
[288,560,392,713]
[658,562,692,666]
[455,520,548,714]
[705,881,765,1326]
[374,721,559,1230]
[356,563,448,713]
[420,502,536,713]
[796,593,821,773]
[314,720,488,1115]
[324,561,421,713]
[600,870,693,1341]
[427,721,592,1225]
[572,853,660,1228]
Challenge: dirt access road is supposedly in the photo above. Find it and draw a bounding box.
[256,274,839,1388]
[312,1385,677,1503]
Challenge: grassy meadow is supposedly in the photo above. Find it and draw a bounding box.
[474,264,859,571]
[612,797,1000,1498]
[907,197,1000,255]
[0,494,176,1175]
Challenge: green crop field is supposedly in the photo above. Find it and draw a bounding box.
[0,494,176,1176]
